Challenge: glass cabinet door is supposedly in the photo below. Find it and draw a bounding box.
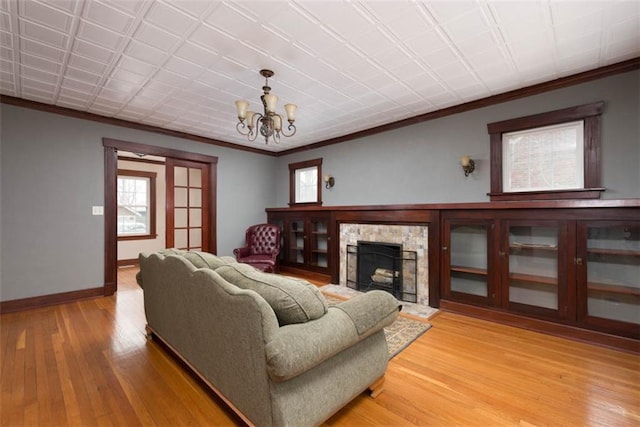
[579,221,640,336]
[445,221,494,305]
[505,222,566,318]
[309,218,328,268]
[288,219,305,264]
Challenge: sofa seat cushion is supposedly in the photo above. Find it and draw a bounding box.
[215,263,328,326]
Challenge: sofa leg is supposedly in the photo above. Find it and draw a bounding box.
[368,376,385,398]
[145,324,153,340]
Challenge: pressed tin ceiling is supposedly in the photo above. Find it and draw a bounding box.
[1,0,639,153]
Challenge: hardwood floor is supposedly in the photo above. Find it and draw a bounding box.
[2,267,639,426]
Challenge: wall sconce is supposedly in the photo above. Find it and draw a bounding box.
[324,174,335,189]
[461,156,475,177]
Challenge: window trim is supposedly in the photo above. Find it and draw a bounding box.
[487,102,605,201]
[117,169,157,241]
[289,158,322,207]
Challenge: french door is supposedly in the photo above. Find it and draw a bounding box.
[166,158,210,252]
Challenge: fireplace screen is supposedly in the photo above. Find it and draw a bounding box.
[346,242,417,303]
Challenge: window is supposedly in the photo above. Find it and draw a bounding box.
[289,158,322,206]
[117,170,157,240]
[487,102,604,201]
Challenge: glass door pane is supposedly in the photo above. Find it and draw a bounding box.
[585,224,640,325]
[450,224,488,297]
[289,219,305,264]
[310,218,328,268]
[166,159,208,252]
[508,225,559,310]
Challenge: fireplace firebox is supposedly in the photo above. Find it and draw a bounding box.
[345,241,417,303]
[356,241,402,298]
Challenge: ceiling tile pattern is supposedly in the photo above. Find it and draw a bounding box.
[1,0,638,152]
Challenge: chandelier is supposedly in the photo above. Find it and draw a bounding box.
[234,69,297,144]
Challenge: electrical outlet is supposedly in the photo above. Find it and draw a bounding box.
[92,206,104,216]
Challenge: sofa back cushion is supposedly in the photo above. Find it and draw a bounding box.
[183,251,235,269]
[215,263,328,325]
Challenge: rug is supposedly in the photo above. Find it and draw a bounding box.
[323,294,431,359]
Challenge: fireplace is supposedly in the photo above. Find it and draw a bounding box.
[346,241,418,303]
[340,223,428,305]
[356,241,402,297]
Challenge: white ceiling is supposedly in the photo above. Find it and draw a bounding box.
[1,1,639,153]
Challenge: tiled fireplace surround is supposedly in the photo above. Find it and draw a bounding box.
[339,223,429,306]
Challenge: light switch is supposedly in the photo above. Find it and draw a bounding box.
[92,206,104,215]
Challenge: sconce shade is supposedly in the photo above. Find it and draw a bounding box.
[460,156,475,177]
[324,175,335,189]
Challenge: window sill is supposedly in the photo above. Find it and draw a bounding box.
[118,234,158,241]
[488,188,605,202]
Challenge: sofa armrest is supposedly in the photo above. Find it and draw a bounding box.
[332,290,402,336]
[265,291,400,381]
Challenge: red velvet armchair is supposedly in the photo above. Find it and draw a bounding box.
[233,223,282,273]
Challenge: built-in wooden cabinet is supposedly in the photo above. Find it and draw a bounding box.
[441,209,640,341]
[267,211,332,274]
[267,201,639,351]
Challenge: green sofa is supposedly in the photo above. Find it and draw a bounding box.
[137,250,401,427]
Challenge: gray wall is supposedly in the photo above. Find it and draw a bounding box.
[0,105,275,301]
[275,70,640,206]
[1,70,638,302]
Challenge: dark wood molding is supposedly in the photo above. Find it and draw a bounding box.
[117,258,140,267]
[104,138,219,164]
[439,300,639,354]
[288,158,323,207]
[104,145,118,296]
[117,169,158,240]
[103,138,218,293]
[0,95,275,156]
[486,101,604,134]
[266,199,640,214]
[0,287,105,314]
[118,155,165,166]
[276,58,639,156]
[2,58,637,158]
[487,101,605,200]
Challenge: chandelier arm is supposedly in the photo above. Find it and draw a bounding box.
[279,123,296,137]
[236,121,250,136]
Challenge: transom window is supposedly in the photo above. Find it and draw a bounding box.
[289,158,322,206]
[117,170,156,239]
[488,102,604,201]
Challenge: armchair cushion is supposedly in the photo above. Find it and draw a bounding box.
[215,263,328,326]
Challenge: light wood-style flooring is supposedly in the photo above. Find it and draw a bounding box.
[2,267,639,426]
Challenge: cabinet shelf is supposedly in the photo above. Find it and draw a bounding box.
[587,248,640,257]
[510,242,558,251]
[312,249,328,254]
[509,272,557,286]
[451,265,488,275]
[587,281,640,297]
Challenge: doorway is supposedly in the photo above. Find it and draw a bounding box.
[103,138,218,295]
